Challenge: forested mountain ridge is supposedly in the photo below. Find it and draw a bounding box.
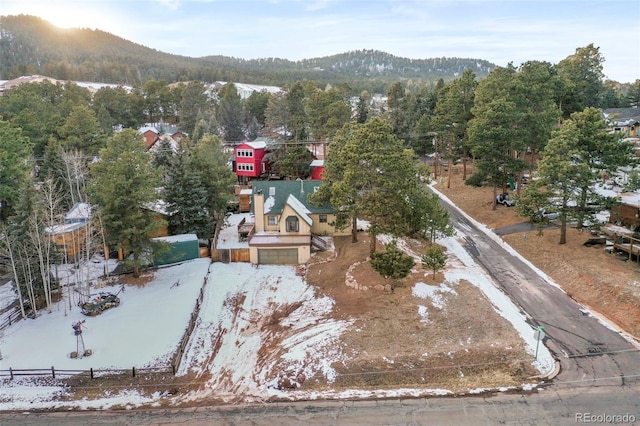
[0,14,494,92]
[297,50,494,79]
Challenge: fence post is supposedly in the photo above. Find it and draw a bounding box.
[172,363,176,375]
[51,366,55,379]
[132,367,136,377]
[9,367,13,380]
[90,368,94,379]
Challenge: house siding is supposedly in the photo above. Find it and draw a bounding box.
[279,204,312,235]
[309,213,350,236]
[234,142,266,179]
[48,223,88,259]
[610,203,640,228]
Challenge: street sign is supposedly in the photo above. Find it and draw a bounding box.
[534,325,545,360]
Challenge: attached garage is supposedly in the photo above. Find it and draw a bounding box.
[257,248,298,265]
[249,234,311,265]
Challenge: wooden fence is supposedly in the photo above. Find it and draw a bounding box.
[169,268,211,373]
[211,248,250,263]
[0,365,174,380]
[0,306,22,333]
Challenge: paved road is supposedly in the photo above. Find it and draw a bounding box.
[493,220,557,236]
[2,385,639,425]
[443,197,640,387]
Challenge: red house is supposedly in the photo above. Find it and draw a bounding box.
[310,159,325,180]
[139,126,159,149]
[234,141,267,183]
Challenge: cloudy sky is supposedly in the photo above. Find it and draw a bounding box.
[2,0,639,82]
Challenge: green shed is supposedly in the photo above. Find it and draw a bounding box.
[152,234,200,267]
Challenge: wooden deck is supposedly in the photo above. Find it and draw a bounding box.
[603,225,640,261]
[237,217,254,242]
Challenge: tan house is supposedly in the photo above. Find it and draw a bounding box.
[248,180,348,264]
[47,202,91,260]
[603,108,640,155]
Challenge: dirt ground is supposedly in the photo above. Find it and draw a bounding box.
[433,165,640,338]
[305,234,538,393]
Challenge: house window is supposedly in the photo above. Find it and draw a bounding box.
[237,149,254,158]
[319,214,327,223]
[237,164,254,172]
[268,216,279,226]
[285,216,299,232]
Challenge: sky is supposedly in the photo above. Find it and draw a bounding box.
[0,210,556,410]
[1,0,638,83]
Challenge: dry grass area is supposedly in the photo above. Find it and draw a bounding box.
[305,233,538,393]
[434,165,640,338]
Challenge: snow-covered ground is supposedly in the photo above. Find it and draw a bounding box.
[0,204,559,410]
[0,259,210,371]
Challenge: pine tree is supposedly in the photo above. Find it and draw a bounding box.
[0,120,33,221]
[421,245,448,280]
[164,151,211,237]
[311,117,425,255]
[216,82,245,142]
[88,129,163,277]
[190,134,236,239]
[370,240,415,288]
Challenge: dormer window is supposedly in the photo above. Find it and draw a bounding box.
[285,216,299,232]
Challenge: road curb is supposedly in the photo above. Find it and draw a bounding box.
[542,360,561,381]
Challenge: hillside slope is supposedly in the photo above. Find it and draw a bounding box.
[0,15,495,90]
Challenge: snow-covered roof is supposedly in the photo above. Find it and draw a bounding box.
[144,199,168,215]
[285,194,313,226]
[619,191,640,208]
[138,126,159,134]
[242,141,267,150]
[153,234,198,243]
[46,222,86,235]
[65,202,91,223]
[310,159,324,167]
[148,134,179,153]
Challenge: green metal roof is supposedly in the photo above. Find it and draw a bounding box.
[251,180,335,215]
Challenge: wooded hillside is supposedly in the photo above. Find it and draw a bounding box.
[0,15,494,92]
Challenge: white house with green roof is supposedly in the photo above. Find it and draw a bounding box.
[249,180,348,264]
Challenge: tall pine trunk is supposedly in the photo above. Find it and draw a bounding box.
[351,216,358,243]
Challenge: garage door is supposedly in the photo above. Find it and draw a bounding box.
[258,248,298,265]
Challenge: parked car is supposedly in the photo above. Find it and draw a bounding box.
[81,292,120,316]
[532,208,560,223]
[496,193,515,207]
